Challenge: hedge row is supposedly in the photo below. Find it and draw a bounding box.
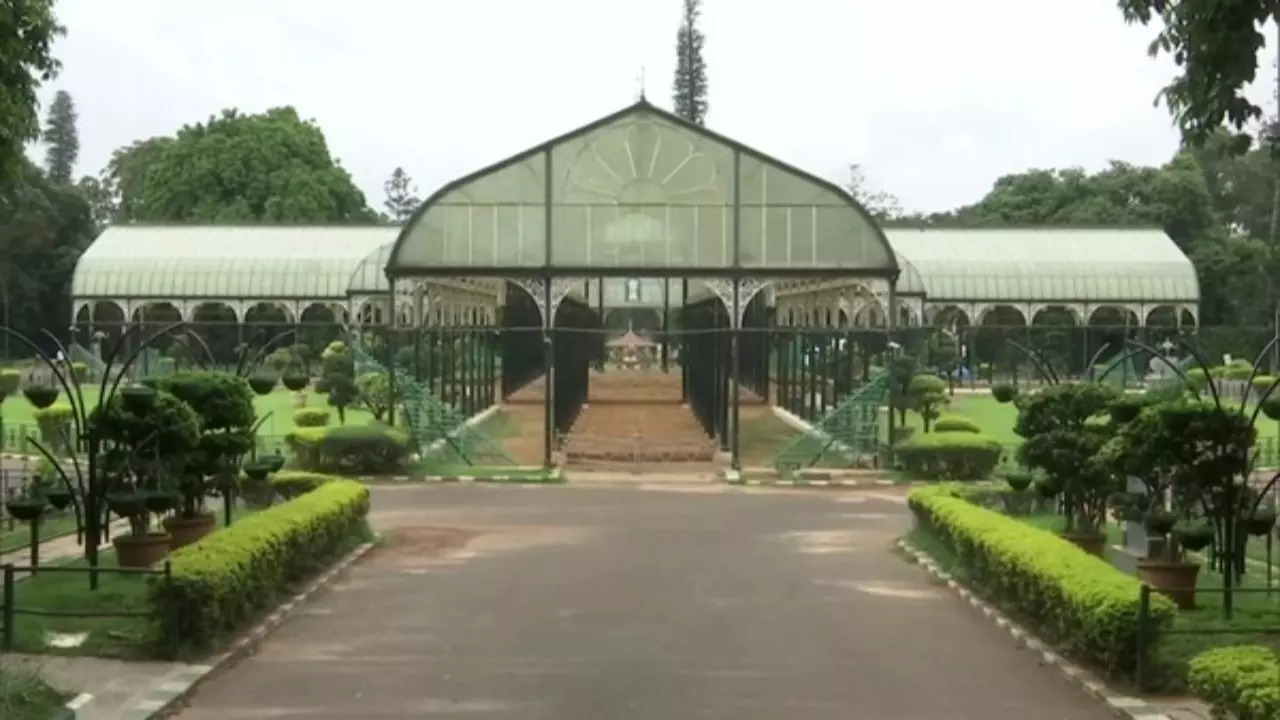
[285,424,411,474]
[897,431,1002,481]
[149,475,370,654]
[908,485,1177,677]
[1187,645,1280,720]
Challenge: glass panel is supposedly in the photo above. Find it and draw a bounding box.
[395,154,547,268]
[550,111,734,268]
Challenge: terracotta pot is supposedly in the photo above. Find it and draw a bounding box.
[1058,531,1108,557]
[113,532,171,568]
[162,513,217,550]
[1137,559,1201,610]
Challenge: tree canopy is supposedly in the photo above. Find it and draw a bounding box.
[1118,0,1279,147]
[42,89,78,185]
[672,0,709,125]
[106,107,376,223]
[0,0,63,186]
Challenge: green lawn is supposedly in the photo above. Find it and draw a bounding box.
[8,507,255,657]
[0,510,80,554]
[411,409,556,479]
[0,388,373,455]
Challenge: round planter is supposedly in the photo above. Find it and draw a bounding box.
[5,500,47,521]
[1058,531,1108,557]
[45,490,74,511]
[113,532,171,568]
[1137,559,1201,610]
[162,513,216,550]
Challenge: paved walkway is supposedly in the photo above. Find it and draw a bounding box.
[166,483,1112,719]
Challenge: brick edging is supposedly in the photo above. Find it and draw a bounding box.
[128,541,376,720]
[897,539,1172,720]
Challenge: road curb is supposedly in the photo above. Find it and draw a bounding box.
[126,541,376,720]
[52,692,93,719]
[897,539,1172,720]
[358,470,565,485]
[721,471,911,488]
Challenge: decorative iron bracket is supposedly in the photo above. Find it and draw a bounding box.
[703,278,772,328]
[509,278,578,326]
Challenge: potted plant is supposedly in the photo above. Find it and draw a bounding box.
[1000,470,1034,515]
[1014,383,1121,556]
[106,479,172,568]
[22,384,59,410]
[5,494,47,522]
[240,458,277,508]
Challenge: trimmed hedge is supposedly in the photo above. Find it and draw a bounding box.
[897,431,1001,481]
[285,424,411,475]
[270,470,337,499]
[932,414,980,434]
[1187,645,1280,720]
[149,478,370,654]
[908,485,1176,677]
[292,408,331,428]
[32,403,74,452]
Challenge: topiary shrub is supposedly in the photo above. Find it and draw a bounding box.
[149,478,370,655]
[909,485,1176,678]
[897,431,1002,481]
[1187,645,1280,720]
[0,369,20,397]
[1251,375,1277,396]
[292,408,330,428]
[285,424,411,475]
[1221,360,1254,381]
[70,361,88,382]
[991,383,1017,403]
[269,470,336,499]
[932,414,980,434]
[32,403,75,453]
[1184,367,1210,391]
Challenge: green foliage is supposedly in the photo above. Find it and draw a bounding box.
[907,373,948,431]
[932,414,980,434]
[908,485,1176,677]
[1185,367,1210,391]
[69,361,87,381]
[292,408,330,428]
[41,89,77,184]
[147,372,255,432]
[108,107,375,223]
[31,403,73,452]
[0,370,19,397]
[94,390,202,459]
[149,477,370,654]
[991,384,1016,403]
[1220,359,1254,381]
[383,167,421,221]
[1250,374,1276,395]
[1118,0,1273,146]
[355,371,391,421]
[1013,383,1120,532]
[268,470,335,499]
[0,0,63,185]
[897,432,1002,481]
[285,424,412,475]
[672,0,708,125]
[1187,645,1280,720]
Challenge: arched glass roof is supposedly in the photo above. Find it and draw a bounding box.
[72,226,399,300]
[347,242,394,295]
[885,228,1199,303]
[388,101,898,276]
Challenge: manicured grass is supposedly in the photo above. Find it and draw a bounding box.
[411,409,542,476]
[0,388,373,456]
[8,507,256,658]
[0,665,68,720]
[738,412,857,468]
[0,511,79,554]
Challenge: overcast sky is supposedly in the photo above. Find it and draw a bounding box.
[26,0,1280,214]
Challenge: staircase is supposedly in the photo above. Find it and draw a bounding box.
[351,341,513,465]
[771,373,890,471]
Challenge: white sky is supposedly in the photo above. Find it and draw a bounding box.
[26,0,1280,214]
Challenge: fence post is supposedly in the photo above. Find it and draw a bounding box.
[1135,584,1151,692]
[2,563,14,651]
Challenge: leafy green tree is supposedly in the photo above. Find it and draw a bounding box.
[672,0,708,124]
[1117,0,1276,148]
[356,371,391,421]
[106,107,376,223]
[383,167,420,221]
[0,0,62,185]
[76,174,117,228]
[42,89,78,184]
[907,374,948,432]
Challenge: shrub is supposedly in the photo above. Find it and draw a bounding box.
[909,485,1176,677]
[292,408,330,428]
[149,478,370,654]
[932,414,980,433]
[1185,367,1210,391]
[1187,645,1280,720]
[1221,360,1254,381]
[31,403,75,452]
[0,369,19,397]
[991,383,1016,403]
[897,431,1001,481]
[285,424,411,475]
[269,470,336,499]
[70,361,88,382]
[1250,375,1277,396]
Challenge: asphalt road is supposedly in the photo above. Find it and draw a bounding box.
[171,482,1113,720]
